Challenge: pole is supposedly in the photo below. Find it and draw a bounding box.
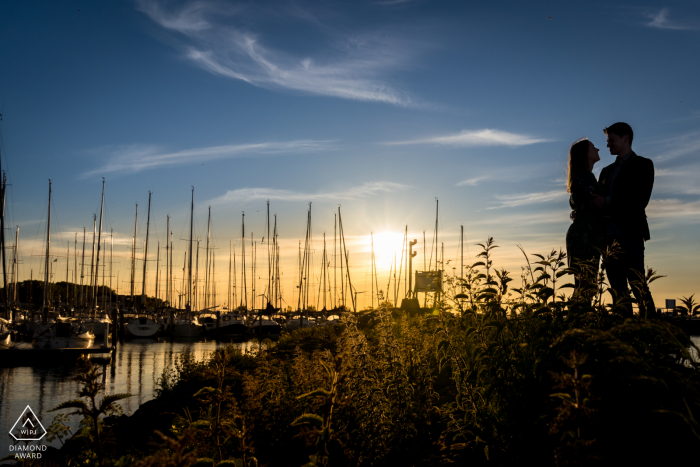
[130,204,138,310]
[188,188,193,311]
[42,180,52,322]
[80,227,86,309]
[141,191,151,308]
[89,214,96,304]
[93,178,105,311]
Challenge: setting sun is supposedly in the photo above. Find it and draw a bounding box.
[367,231,407,272]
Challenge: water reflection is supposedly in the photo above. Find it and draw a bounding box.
[0,338,256,459]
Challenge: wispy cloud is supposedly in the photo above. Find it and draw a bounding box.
[207,181,409,205]
[651,131,700,161]
[489,190,567,209]
[654,163,700,196]
[648,198,700,222]
[645,8,692,30]
[456,175,491,187]
[82,140,333,178]
[136,0,416,106]
[384,129,553,147]
[455,163,553,187]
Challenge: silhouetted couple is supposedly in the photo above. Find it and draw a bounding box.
[566,122,656,318]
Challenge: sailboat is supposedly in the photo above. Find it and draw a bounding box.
[125,192,162,338]
[249,302,282,338]
[171,187,203,337]
[82,179,111,339]
[286,203,317,331]
[218,212,250,339]
[32,180,95,349]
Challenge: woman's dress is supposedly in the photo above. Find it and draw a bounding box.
[566,172,604,269]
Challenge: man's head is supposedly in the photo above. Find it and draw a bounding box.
[604,122,633,156]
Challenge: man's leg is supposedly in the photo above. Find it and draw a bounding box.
[623,237,656,318]
[605,237,633,317]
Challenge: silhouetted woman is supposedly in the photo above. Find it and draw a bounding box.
[566,139,605,294]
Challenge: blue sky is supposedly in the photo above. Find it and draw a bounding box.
[1,0,699,310]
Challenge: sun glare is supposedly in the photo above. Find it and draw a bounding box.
[369,231,407,271]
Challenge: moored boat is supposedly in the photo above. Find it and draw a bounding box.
[124,314,162,338]
[218,313,249,339]
[249,315,282,339]
[170,315,203,337]
[32,318,95,349]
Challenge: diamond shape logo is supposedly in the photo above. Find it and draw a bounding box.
[9,405,47,441]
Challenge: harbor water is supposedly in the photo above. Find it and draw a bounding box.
[0,338,257,461]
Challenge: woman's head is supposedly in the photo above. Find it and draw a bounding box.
[567,139,597,193]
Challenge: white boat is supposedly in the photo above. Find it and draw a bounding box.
[124,315,162,338]
[170,315,203,337]
[32,319,95,349]
[218,313,249,339]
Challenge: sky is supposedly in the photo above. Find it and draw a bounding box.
[1,0,699,311]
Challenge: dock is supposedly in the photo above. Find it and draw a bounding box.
[0,343,114,366]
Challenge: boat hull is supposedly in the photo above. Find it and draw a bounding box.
[171,323,203,337]
[124,318,161,338]
[217,323,249,339]
[250,320,282,339]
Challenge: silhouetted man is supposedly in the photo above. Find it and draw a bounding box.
[595,122,656,318]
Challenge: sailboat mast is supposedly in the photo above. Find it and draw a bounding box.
[435,200,439,271]
[89,215,96,303]
[323,232,327,310]
[460,224,464,284]
[371,232,374,309]
[272,214,278,308]
[181,251,186,310]
[241,213,246,310]
[166,215,170,306]
[333,214,336,308]
[42,180,52,320]
[1,173,8,317]
[195,238,200,311]
[205,206,211,310]
[110,229,113,310]
[74,233,77,308]
[93,178,105,311]
[130,204,138,309]
[188,188,193,311]
[80,228,86,308]
[66,242,69,304]
[338,210,343,307]
[338,207,354,311]
[233,244,236,309]
[13,226,19,307]
[212,248,216,309]
[228,241,232,310]
[267,200,271,305]
[169,229,173,308]
[155,241,160,304]
[141,191,151,308]
[251,233,255,310]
